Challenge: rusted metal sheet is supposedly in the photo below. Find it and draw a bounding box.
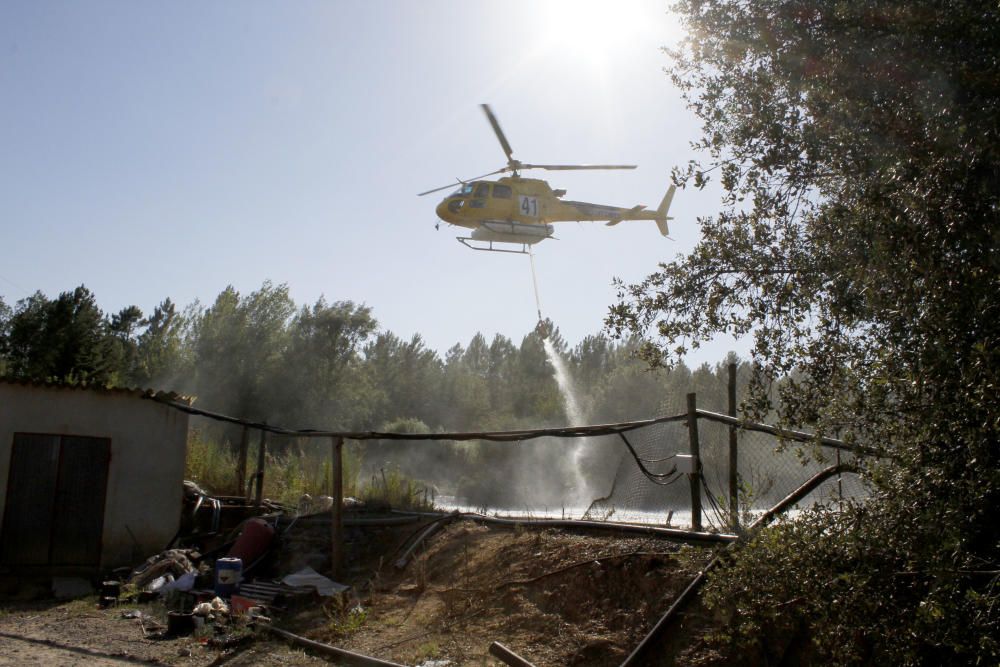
[1,433,110,568]
[50,436,110,565]
[1,433,61,565]
[237,580,315,607]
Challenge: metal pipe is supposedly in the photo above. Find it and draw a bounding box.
[267,626,405,667]
[288,514,421,527]
[489,641,537,667]
[745,464,859,532]
[387,510,737,575]
[389,509,737,544]
[620,464,860,666]
[686,393,702,531]
[253,428,267,506]
[236,425,250,500]
[394,512,460,569]
[727,363,739,532]
[331,436,345,581]
[457,513,736,545]
[345,515,421,526]
[145,394,687,441]
[695,408,876,456]
[148,395,876,460]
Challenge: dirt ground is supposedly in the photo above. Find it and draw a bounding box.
[0,521,718,666]
[0,596,330,666]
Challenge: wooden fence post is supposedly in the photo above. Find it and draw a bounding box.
[728,363,739,532]
[253,427,267,506]
[331,436,345,581]
[236,425,250,499]
[686,392,702,531]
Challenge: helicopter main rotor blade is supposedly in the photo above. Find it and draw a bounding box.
[481,104,515,163]
[417,167,509,196]
[523,163,638,171]
[417,182,463,197]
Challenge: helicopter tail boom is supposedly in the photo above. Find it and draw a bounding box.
[655,184,677,237]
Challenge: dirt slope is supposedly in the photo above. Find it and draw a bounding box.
[289,521,712,666]
[0,521,718,666]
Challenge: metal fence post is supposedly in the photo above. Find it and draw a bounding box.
[686,392,702,531]
[253,427,267,506]
[728,363,739,532]
[236,425,249,499]
[331,436,345,581]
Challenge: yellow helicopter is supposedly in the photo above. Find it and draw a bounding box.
[420,104,676,254]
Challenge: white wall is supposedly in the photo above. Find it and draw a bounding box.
[0,383,189,569]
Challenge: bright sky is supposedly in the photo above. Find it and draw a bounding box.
[1,1,746,364]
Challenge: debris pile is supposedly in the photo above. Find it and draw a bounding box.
[67,481,422,665]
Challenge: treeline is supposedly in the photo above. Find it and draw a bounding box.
[0,281,747,433]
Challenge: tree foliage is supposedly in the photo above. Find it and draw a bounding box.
[607,0,1000,662]
[0,282,747,434]
[5,287,115,384]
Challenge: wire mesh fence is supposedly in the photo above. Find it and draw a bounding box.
[585,413,871,530]
[179,398,874,532]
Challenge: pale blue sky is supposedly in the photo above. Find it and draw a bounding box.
[1,1,745,363]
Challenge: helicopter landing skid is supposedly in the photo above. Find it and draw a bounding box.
[457,237,532,254]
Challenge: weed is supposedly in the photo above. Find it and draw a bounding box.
[674,544,715,575]
[185,428,237,494]
[187,432,437,510]
[415,641,441,660]
[60,596,101,615]
[361,466,435,511]
[322,592,370,638]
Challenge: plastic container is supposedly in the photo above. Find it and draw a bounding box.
[214,556,243,597]
[228,518,275,566]
[166,611,194,636]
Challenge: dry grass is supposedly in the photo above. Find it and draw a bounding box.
[186,430,433,510]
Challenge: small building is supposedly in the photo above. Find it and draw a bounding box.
[0,380,190,575]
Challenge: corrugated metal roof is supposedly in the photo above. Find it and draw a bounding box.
[0,377,194,405]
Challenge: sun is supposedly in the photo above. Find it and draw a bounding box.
[535,0,683,70]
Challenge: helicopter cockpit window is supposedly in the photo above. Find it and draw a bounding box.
[474,182,490,198]
[492,184,512,199]
[449,183,476,197]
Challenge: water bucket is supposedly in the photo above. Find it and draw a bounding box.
[166,611,195,636]
[214,557,243,597]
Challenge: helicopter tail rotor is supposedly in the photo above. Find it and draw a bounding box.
[655,184,677,237]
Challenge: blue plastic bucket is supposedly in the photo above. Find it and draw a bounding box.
[214,557,243,597]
